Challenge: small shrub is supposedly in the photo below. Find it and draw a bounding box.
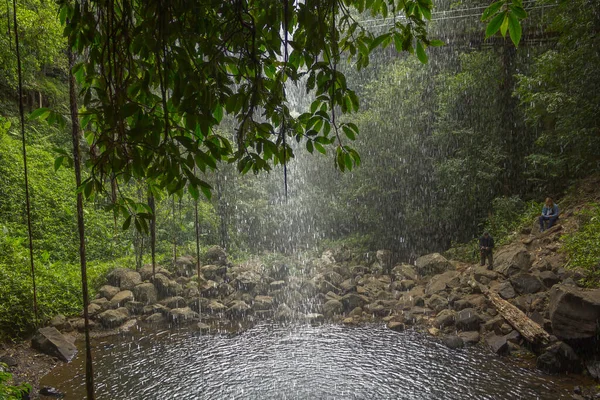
[0,363,31,399]
[562,203,600,286]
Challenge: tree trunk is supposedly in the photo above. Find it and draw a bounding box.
[148,189,156,279]
[68,48,95,400]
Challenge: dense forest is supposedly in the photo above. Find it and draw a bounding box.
[0,0,598,343]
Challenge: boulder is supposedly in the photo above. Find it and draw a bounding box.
[174,256,196,277]
[275,304,293,321]
[434,309,456,328]
[109,290,134,308]
[455,308,482,331]
[106,268,142,290]
[442,335,464,350]
[49,314,72,332]
[253,295,274,311]
[98,285,120,301]
[139,265,172,281]
[340,293,368,312]
[376,249,393,274]
[387,321,405,332]
[200,280,220,298]
[87,303,102,317]
[392,264,418,281]
[538,270,560,288]
[485,333,509,355]
[472,267,499,285]
[132,283,158,305]
[536,341,582,374]
[142,303,169,316]
[414,253,454,276]
[97,309,128,328]
[232,271,261,292]
[226,300,251,317]
[339,279,357,293]
[160,296,187,309]
[204,245,228,265]
[459,331,480,345]
[69,318,96,332]
[426,294,449,313]
[494,245,532,277]
[206,301,227,314]
[492,281,516,300]
[270,280,286,291]
[168,307,200,324]
[201,264,228,281]
[145,313,166,323]
[125,301,144,315]
[31,327,77,362]
[510,273,543,295]
[152,274,183,298]
[549,284,600,340]
[425,271,461,295]
[305,313,325,324]
[323,299,343,318]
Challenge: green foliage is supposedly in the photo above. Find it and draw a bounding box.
[562,204,600,286]
[0,363,31,400]
[481,0,527,47]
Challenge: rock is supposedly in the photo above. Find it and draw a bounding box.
[109,290,134,308]
[168,307,200,324]
[90,297,109,309]
[538,270,560,288]
[305,313,324,324]
[392,264,418,281]
[174,256,196,277]
[473,266,499,284]
[69,318,96,332]
[87,303,102,317]
[132,283,158,305]
[459,331,480,345]
[152,273,183,298]
[426,294,449,313]
[160,296,187,309]
[31,327,77,362]
[364,302,388,317]
[339,279,357,293]
[142,303,169,316]
[125,301,144,315]
[39,386,65,397]
[414,253,454,276]
[205,245,228,265]
[443,335,464,349]
[201,264,228,281]
[455,308,482,331]
[97,309,128,328]
[376,249,393,274]
[323,299,343,318]
[510,273,543,294]
[426,271,461,294]
[536,341,582,373]
[494,245,532,277]
[485,333,509,355]
[98,285,120,300]
[253,295,274,311]
[145,313,166,323]
[549,284,600,340]
[493,281,516,300]
[226,300,251,317]
[341,293,369,312]
[197,322,211,333]
[387,321,405,332]
[207,301,227,314]
[139,265,172,281]
[349,307,363,317]
[270,280,286,291]
[434,309,457,328]
[0,355,17,367]
[49,314,71,331]
[400,280,415,291]
[106,268,142,290]
[275,304,293,321]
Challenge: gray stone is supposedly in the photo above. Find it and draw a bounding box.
[443,335,464,349]
[459,331,480,345]
[207,301,227,314]
[510,273,543,294]
[426,294,449,313]
[139,265,172,281]
[226,300,251,317]
[87,303,102,317]
[275,304,293,321]
[305,313,324,324]
[341,293,369,312]
[201,264,228,281]
[415,253,454,276]
[49,314,72,332]
[549,284,600,340]
[132,283,158,305]
[426,271,461,294]
[109,290,134,308]
[485,333,509,355]
[536,341,582,373]
[31,327,77,362]
[392,264,418,281]
[160,296,187,309]
[494,246,532,277]
[434,309,456,328]
[125,301,145,315]
[168,307,200,324]
[204,245,228,265]
[455,308,482,331]
[270,280,287,290]
[323,299,343,317]
[473,267,499,284]
[539,270,560,288]
[387,321,405,332]
[98,285,120,300]
[493,281,516,300]
[145,313,166,323]
[106,268,142,290]
[98,309,128,328]
[253,295,274,311]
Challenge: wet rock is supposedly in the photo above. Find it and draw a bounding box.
[434,309,456,328]
[90,298,109,310]
[142,303,169,316]
[492,281,516,300]
[275,304,293,321]
[197,322,211,333]
[364,302,388,317]
[387,321,405,332]
[485,333,509,355]
[391,264,418,281]
[132,283,158,305]
[69,318,96,332]
[339,279,357,293]
[426,294,449,313]
[201,264,228,281]
[139,265,172,281]
[98,285,120,300]
[200,280,219,298]
[39,386,65,398]
[160,296,187,309]
[494,245,532,277]
[253,295,274,311]
[145,313,166,323]
[349,307,363,317]
[426,271,461,295]
[207,301,227,314]
[536,341,582,374]
[443,335,464,349]
[49,314,72,332]
[0,355,17,367]
[341,293,369,312]
[31,327,77,362]
[549,284,600,340]
[152,274,183,298]
[305,313,325,324]
[538,270,560,288]
[226,300,251,318]
[174,256,196,277]
[270,280,287,291]
[455,308,482,331]
[473,267,499,285]
[125,301,144,315]
[323,299,343,317]
[459,331,480,345]
[482,316,504,334]
[106,268,142,290]
[187,297,210,313]
[205,245,228,265]
[510,273,543,294]
[87,303,102,317]
[415,253,454,276]
[108,290,134,309]
[168,307,200,324]
[97,309,128,328]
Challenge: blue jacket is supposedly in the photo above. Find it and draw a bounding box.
[542,204,559,217]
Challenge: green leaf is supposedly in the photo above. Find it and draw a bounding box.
[481,1,504,21]
[509,5,527,19]
[122,215,132,230]
[54,156,65,172]
[188,184,199,200]
[342,125,356,140]
[507,12,522,47]
[500,13,509,37]
[485,12,506,38]
[416,41,428,64]
[314,142,326,155]
[29,108,51,121]
[429,39,445,47]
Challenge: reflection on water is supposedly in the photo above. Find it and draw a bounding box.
[42,323,581,399]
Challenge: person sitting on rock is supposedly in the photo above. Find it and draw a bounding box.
[479,232,494,270]
[539,197,559,232]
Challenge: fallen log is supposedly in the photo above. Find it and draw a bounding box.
[483,287,551,347]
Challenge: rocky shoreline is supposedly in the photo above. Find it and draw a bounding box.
[8,221,600,399]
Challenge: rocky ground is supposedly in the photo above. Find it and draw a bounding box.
[5,193,600,399]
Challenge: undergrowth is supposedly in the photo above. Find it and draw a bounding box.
[562,203,600,287]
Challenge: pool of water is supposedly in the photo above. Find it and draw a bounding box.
[41,323,584,399]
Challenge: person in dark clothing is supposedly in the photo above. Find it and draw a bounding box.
[479,232,494,270]
[539,197,560,232]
